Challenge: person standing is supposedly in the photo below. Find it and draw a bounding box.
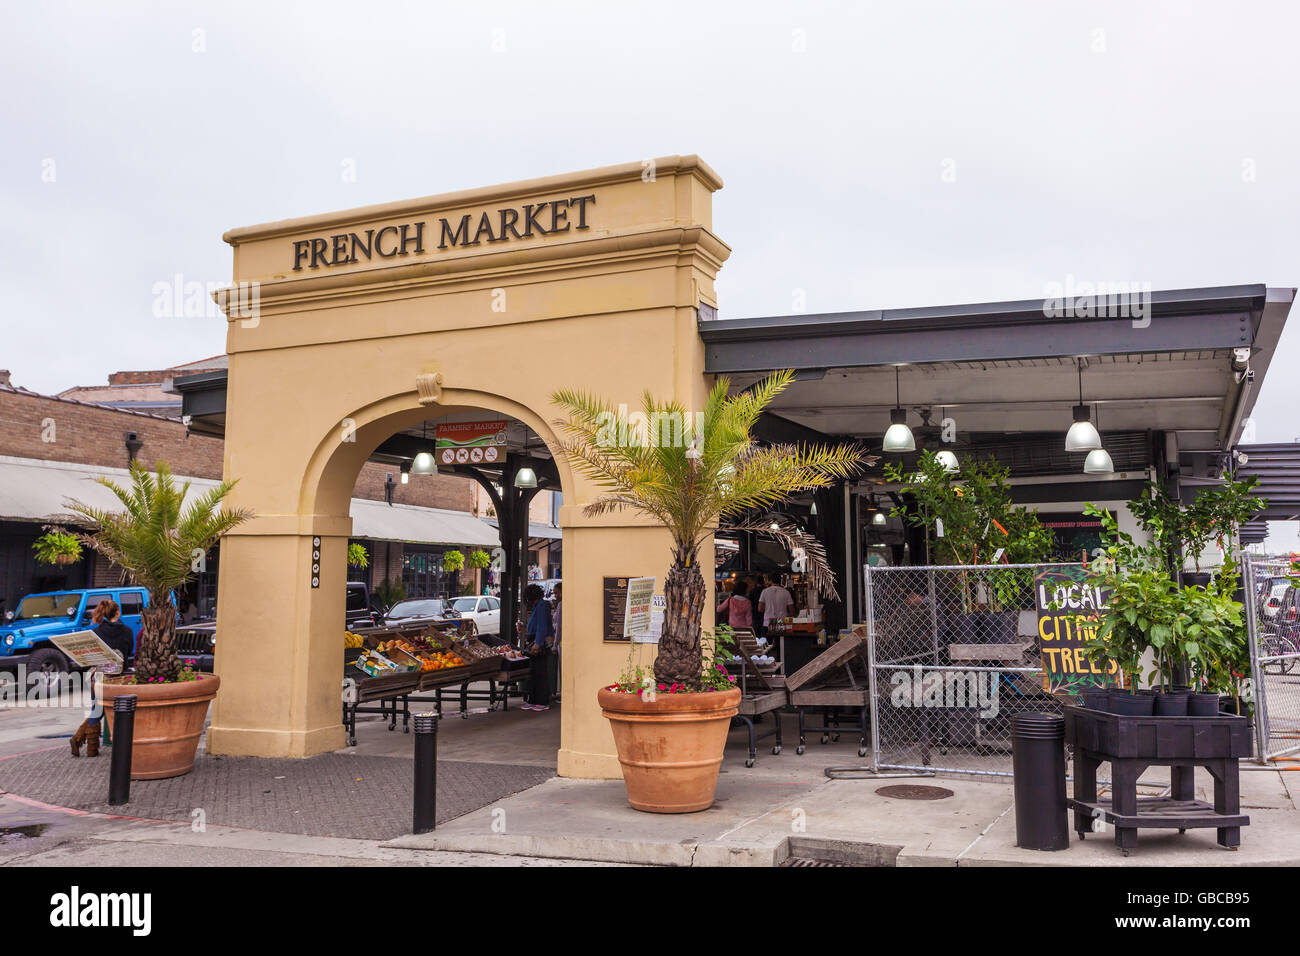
[70,599,134,757]
[758,574,795,632]
[717,579,753,630]
[549,583,562,703]
[522,584,553,712]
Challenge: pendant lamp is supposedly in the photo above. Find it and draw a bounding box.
[882,367,915,452]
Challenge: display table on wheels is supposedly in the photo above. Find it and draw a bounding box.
[1064,704,1252,855]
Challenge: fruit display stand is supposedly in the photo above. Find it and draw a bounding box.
[341,623,533,744]
[342,622,474,745]
[1063,704,1252,855]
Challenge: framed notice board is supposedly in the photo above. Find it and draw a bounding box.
[604,576,631,642]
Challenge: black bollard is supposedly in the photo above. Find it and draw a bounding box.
[108,695,137,806]
[412,712,438,834]
[1011,712,1068,851]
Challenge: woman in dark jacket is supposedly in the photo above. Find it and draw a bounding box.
[92,599,135,664]
[522,584,554,712]
[71,599,134,757]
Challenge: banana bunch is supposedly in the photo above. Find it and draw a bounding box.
[344,631,365,649]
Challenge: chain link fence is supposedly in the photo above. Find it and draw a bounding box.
[1242,553,1300,761]
[865,563,1069,776]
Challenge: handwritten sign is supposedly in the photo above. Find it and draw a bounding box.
[1034,566,1118,693]
[624,577,656,639]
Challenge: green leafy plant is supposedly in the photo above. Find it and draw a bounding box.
[347,542,369,569]
[1082,494,1249,696]
[553,370,869,687]
[32,529,83,566]
[886,451,1052,567]
[888,451,1052,613]
[467,549,492,570]
[65,461,251,683]
[442,549,465,573]
[374,576,406,610]
[1129,478,1265,573]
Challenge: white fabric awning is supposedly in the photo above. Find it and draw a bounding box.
[349,498,499,547]
[0,456,500,548]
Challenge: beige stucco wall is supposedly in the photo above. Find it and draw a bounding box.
[208,156,728,777]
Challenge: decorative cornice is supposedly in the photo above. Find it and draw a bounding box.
[220,224,730,317]
[223,154,723,245]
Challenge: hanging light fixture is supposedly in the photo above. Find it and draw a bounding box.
[882,367,915,452]
[410,422,438,475]
[1065,359,1102,452]
[1083,405,1114,474]
[514,431,538,488]
[867,495,887,526]
[933,405,959,472]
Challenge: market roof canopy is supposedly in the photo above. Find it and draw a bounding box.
[1237,443,1300,522]
[703,285,1294,455]
[0,456,498,548]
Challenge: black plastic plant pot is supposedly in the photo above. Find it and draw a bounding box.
[1188,693,1221,717]
[1011,713,1068,851]
[1219,695,1246,716]
[1154,691,1189,716]
[1079,686,1110,711]
[1181,571,1212,589]
[1108,691,1155,716]
[987,611,1019,644]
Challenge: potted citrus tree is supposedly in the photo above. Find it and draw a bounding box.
[552,370,867,813]
[66,461,250,779]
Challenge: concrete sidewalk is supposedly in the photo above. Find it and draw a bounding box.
[387,754,1300,866]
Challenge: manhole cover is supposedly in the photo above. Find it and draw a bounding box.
[876,784,954,800]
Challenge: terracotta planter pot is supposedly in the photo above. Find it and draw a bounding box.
[598,685,741,813]
[100,674,220,780]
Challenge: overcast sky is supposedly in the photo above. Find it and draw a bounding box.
[3,1,1297,536]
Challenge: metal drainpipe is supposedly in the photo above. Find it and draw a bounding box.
[843,482,854,624]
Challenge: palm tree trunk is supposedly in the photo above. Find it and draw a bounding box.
[655,555,705,685]
[136,600,179,682]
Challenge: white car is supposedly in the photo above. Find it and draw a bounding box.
[450,595,501,637]
[1263,582,1292,620]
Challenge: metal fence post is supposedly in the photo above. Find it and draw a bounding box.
[864,563,880,772]
[1240,550,1270,762]
[107,695,136,806]
[413,712,438,833]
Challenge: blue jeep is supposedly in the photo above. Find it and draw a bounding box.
[0,587,150,675]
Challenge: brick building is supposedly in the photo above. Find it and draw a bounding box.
[0,378,505,616]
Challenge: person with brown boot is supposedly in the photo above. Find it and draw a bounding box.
[69,599,133,758]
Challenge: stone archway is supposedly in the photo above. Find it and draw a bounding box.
[206,156,729,778]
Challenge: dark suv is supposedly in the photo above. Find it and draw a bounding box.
[346,582,378,629]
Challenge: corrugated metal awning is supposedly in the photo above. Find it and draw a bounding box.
[0,456,499,548]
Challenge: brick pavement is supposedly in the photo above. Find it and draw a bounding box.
[0,749,552,841]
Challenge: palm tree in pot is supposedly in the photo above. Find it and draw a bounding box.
[552,371,868,811]
[67,461,250,682]
[64,461,250,778]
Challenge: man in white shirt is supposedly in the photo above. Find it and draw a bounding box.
[757,574,794,630]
